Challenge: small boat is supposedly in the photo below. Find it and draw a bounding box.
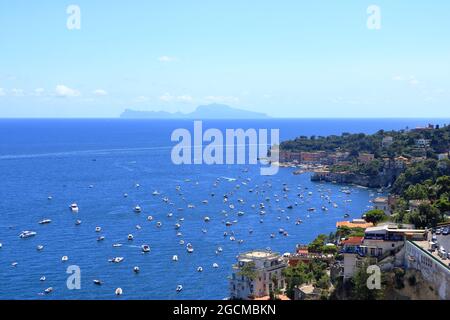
[307,208,316,212]
[48,196,53,200]
[135,183,140,188]
[95,227,102,232]
[110,257,124,264]
[296,219,303,225]
[147,216,154,221]
[186,243,194,253]
[97,236,105,242]
[156,222,162,228]
[128,234,134,241]
[75,220,82,226]
[39,219,52,225]
[179,240,185,245]
[11,262,18,267]
[0,243,2,249]
[134,206,142,213]
[187,204,195,209]
[212,263,219,269]
[44,287,53,294]
[225,221,232,227]
[136,225,142,230]
[40,276,46,282]
[61,256,69,262]
[123,193,128,198]
[344,214,350,218]
[287,205,293,210]
[134,266,140,273]
[152,190,161,196]
[37,245,44,251]
[19,231,37,239]
[172,255,179,262]
[112,244,122,248]
[217,247,223,253]
[202,200,208,204]
[93,280,102,285]
[197,267,203,272]
[204,217,211,222]
[174,223,181,230]
[70,203,79,212]
[202,229,207,234]
[115,288,123,296]
[141,245,151,253]
[176,285,183,293]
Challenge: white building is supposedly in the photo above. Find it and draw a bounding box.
[372,197,390,216]
[229,250,287,300]
[382,136,394,148]
[415,138,431,148]
[438,153,449,161]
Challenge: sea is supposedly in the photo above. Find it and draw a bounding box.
[0,118,447,300]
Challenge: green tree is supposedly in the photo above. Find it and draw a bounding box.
[364,209,386,224]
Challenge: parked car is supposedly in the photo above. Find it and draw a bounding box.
[436,228,442,235]
[432,235,438,242]
[443,228,450,236]
[439,247,447,260]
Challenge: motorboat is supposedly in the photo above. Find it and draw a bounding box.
[39,219,52,225]
[186,243,194,253]
[204,217,211,222]
[110,257,124,264]
[176,285,183,293]
[97,236,105,242]
[113,244,122,248]
[212,263,219,269]
[136,225,142,230]
[95,227,102,232]
[44,287,53,294]
[75,220,82,226]
[134,206,142,213]
[197,267,203,272]
[61,256,69,262]
[152,190,161,196]
[172,255,179,262]
[70,203,79,212]
[156,222,162,228]
[147,216,154,221]
[128,234,134,241]
[19,231,37,239]
[141,245,151,253]
[115,288,123,296]
[40,276,46,282]
[93,280,102,285]
[134,266,140,273]
[174,223,181,230]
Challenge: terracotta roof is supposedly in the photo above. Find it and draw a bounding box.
[336,221,374,229]
[253,295,290,301]
[341,236,364,246]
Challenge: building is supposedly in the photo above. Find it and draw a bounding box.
[358,153,375,164]
[372,197,391,216]
[382,136,394,148]
[300,151,327,164]
[438,152,449,161]
[405,240,450,300]
[415,138,431,148]
[229,250,287,300]
[293,284,321,300]
[279,150,301,163]
[409,199,432,212]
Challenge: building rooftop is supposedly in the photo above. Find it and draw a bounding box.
[336,220,374,229]
[373,197,388,203]
[239,250,280,260]
[341,236,364,246]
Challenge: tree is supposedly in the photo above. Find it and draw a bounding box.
[364,209,386,224]
[351,262,384,300]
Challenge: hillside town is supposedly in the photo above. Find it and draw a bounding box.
[229,124,450,300]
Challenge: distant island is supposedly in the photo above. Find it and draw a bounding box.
[120,104,270,119]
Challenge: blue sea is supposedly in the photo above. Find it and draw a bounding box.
[0,118,447,300]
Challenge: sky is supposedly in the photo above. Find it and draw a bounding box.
[0,0,449,118]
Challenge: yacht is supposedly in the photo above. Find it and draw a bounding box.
[128,234,134,241]
[70,203,79,213]
[134,206,142,213]
[115,288,123,296]
[38,219,52,225]
[156,222,162,228]
[152,190,161,196]
[61,256,69,262]
[95,227,102,232]
[141,245,151,253]
[204,217,211,222]
[134,266,140,273]
[147,216,154,221]
[212,263,219,269]
[172,255,179,262]
[40,276,46,282]
[93,280,102,285]
[176,285,183,293]
[174,223,181,230]
[197,267,203,272]
[186,243,194,253]
[19,231,37,239]
[112,244,122,248]
[110,257,124,263]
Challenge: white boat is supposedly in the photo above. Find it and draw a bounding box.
[38,219,52,225]
[167,213,173,218]
[93,279,102,285]
[115,288,123,296]
[134,266,140,273]
[40,276,46,282]
[0,243,2,249]
[147,216,154,221]
[156,222,162,228]
[48,196,53,200]
[172,255,179,262]
[197,267,203,272]
[75,220,82,226]
[44,287,53,294]
[11,262,18,267]
[202,200,208,204]
[174,223,181,230]
[134,206,142,213]
[152,190,161,196]
[204,217,211,222]
[110,257,124,263]
[95,227,102,232]
[217,247,223,253]
[213,263,219,269]
[61,256,69,262]
[123,193,128,198]
[19,231,37,239]
[128,234,134,241]
[186,243,194,253]
[70,203,79,212]
[141,245,151,253]
[176,285,183,293]
[179,240,185,245]
[97,236,105,242]
[112,244,122,248]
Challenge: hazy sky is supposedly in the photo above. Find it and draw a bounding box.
[0,0,449,118]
